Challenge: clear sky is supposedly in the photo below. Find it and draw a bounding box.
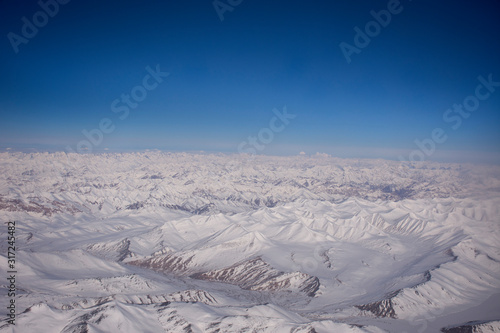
[1,0,499,163]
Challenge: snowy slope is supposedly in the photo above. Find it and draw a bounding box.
[0,152,499,332]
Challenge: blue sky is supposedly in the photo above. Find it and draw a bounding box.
[1,0,499,162]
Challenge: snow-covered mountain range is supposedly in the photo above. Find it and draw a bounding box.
[0,152,499,332]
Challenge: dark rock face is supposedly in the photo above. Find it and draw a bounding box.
[61,307,106,333]
[441,320,500,333]
[441,326,473,333]
[129,253,195,275]
[191,257,320,297]
[355,293,398,319]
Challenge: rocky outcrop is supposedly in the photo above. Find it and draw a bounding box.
[191,257,320,296]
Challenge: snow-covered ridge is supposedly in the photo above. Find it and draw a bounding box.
[1,152,499,332]
[0,151,499,217]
